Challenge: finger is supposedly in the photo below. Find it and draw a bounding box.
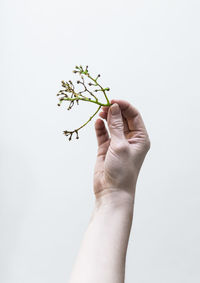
[102,105,110,112]
[122,115,129,134]
[99,111,107,120]
[111,99,148,133]
[99,110,129,135]
[94,118,109,147]
[107,103,125,142]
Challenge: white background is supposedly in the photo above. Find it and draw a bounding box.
[1,0,200,282]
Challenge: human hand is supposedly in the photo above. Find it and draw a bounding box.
[93,99,150,202]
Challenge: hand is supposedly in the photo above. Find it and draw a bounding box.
[93,99,150,201]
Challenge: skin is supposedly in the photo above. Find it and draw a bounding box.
[69,99,150,283]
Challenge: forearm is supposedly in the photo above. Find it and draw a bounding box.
[69,190,135,283]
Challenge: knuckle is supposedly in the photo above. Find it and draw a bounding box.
[110,120,123,130]
[144,137,151,151]
[114,142,130,154]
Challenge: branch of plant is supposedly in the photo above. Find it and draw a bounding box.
[63,105,102,141]
[57,65,112,141]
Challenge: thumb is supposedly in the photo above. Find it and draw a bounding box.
[107,103,125,141]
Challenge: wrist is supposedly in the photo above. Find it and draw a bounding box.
[90,189,134,230]
[94,188,135,212]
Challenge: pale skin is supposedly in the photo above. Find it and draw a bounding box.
[69,99,151,283]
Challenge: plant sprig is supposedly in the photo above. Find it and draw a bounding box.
[57,65,111,141]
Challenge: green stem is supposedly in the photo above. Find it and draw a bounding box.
[87,74,110,104]
[76,105,101,131]
[62,97,111,107]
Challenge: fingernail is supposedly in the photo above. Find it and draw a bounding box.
[110,103,120,115]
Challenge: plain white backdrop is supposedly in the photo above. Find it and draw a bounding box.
[1,0,200,282]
